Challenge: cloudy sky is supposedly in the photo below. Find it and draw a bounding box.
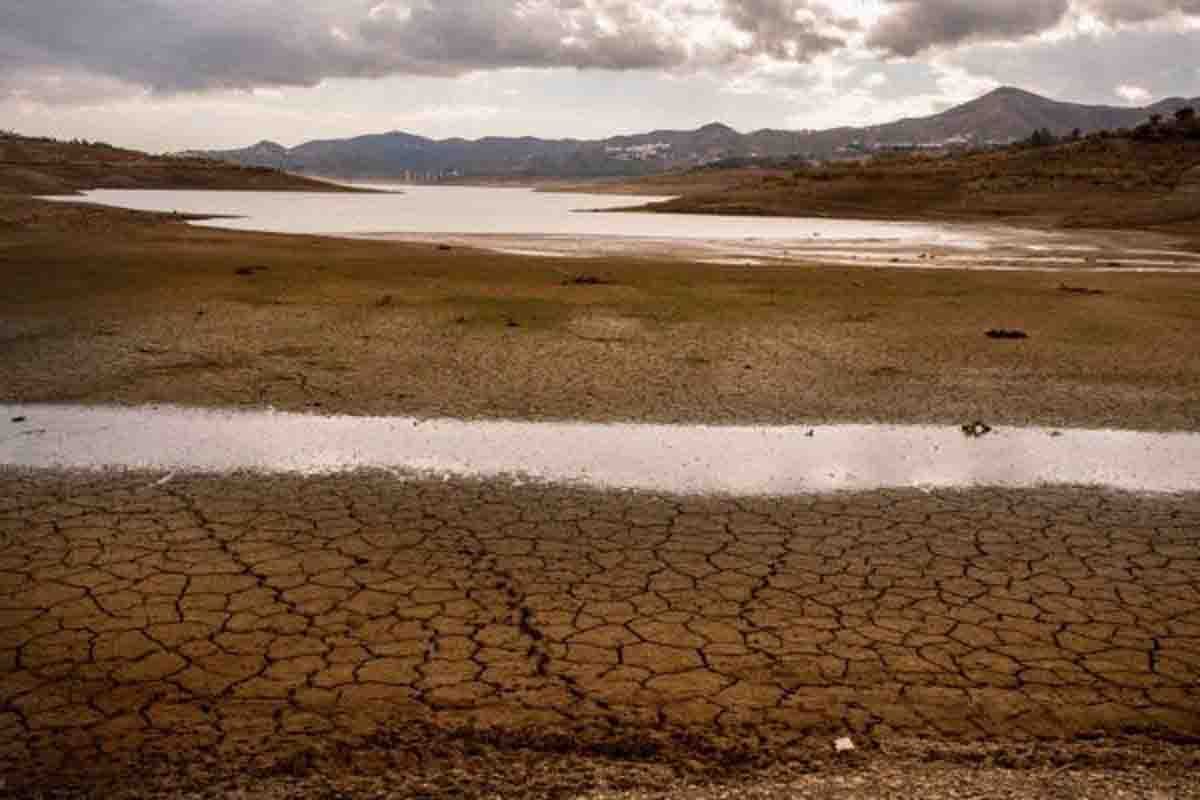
[3,0,1198,152]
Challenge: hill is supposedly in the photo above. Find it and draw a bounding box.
[0,132,356,195]
[844,87,1197,148]
[637,124,1200,233]
[192,87,1200,181]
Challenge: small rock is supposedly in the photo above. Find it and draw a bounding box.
[505,319,521,328]
[962,421,993,438]
[438,244,454,251]
[834,737,856,753]
[377,294,393,307]
[986,328,1029,340]
[564,274,610,286]
[1058,284,1106,296]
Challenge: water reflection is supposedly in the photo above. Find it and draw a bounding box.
[52,186,993,245]
[3,405,1197,495]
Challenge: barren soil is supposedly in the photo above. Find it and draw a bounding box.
[1,472,1198,797]
[3,194,1200,798]
[3,197,1199,431]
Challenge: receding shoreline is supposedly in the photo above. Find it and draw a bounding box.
[4,192,1199,432]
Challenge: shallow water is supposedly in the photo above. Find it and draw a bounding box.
[2,405,1197,495]
[54,185,996,246]
[387,234,1200,273]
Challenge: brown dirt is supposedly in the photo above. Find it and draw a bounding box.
[1,472,1198,797]
[2,196,1199,431]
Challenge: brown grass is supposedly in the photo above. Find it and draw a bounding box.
[0,131,360,194]
[634,138,1200,238]
[2,194,1198,430]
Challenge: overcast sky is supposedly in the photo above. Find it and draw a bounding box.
[3,0,1198,152]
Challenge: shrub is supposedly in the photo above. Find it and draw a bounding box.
[1026,128,1056,147]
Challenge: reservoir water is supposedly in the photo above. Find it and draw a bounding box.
[61,185,992,243]
[50,185,1200,271]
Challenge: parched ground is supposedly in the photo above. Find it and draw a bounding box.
[2,198,1200,431]
[2,472,1199,797]
[4,198,1200,796]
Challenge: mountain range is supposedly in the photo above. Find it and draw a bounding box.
[192,87,1198,181]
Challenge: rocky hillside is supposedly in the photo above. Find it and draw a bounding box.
[192,87,1199,181]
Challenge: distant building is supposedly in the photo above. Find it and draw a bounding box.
[604,142,672,161]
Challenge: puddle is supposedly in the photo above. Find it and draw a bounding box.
[2,405,1198,495]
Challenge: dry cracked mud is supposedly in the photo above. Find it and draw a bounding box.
[1,471,1199,797]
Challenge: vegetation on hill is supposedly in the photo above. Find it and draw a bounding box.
[0,131,357,195]
[194,87,1200,182]
[639,109,1200,233]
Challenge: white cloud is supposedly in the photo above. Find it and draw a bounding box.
[1116,83,1153,102]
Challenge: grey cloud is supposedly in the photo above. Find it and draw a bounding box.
[357,1,689,73]
[720,0,848,60]
[866,0,1071,56]
[0,0,858,102]
[1085,0,1200,21]
[0,0,377,92]
[5,0,1199,106]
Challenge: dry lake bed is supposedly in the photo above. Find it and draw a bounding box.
[4,190,1200,798]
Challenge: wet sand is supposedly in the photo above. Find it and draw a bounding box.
[358,229,1200,274]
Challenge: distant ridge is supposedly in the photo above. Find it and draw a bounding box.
[190,87,1199,181]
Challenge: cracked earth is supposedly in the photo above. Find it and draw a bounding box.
[1,472,1199,795]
